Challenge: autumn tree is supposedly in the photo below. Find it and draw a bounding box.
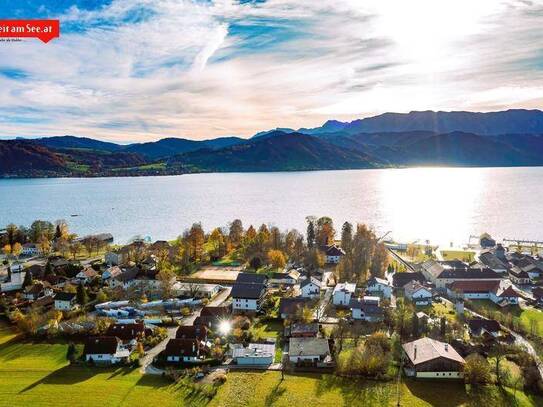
[229,219,244,248]
[370,242,389,278]
[77,283,89,305]
[157,267,176,299]
[30,220,54,243]
[464,353,492,385]
[54,219,69,240]
[315,217,335,247]
[306,217,316,249]
[268,249,287,269]
[208,228,226,260]
[187,223,205,261]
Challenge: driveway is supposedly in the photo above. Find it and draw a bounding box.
[141,286,231,374]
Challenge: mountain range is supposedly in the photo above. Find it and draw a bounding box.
[2,109,543,177]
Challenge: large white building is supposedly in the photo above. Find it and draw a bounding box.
[333,282,356,306]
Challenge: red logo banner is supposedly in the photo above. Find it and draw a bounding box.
[0,20,60,43]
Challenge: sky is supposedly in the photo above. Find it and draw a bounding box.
[0,0,542,143]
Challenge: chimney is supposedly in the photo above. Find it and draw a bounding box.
[414,345,417,360]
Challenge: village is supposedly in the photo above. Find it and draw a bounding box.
[1,219,543,405]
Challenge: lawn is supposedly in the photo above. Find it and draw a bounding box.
[0,322,18,346]
[209,371,542,407]
[439,249,475,262]
[0,329,209,407]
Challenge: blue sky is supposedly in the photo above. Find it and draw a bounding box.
[0,0,542,142]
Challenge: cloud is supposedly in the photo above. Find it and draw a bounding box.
[0,0,542,141]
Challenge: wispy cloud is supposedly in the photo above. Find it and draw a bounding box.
[0,0,542,141]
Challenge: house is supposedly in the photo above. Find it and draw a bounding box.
[163,338,202,363]
[467,318,500,338]
[509,266,532,285]
[491,284,520,307]
[420,260,446,284]
[231,273,267,313]
[392,272,425,290]
[478,251,509,274]
[233,342,275,366]
[105,251,122,266]
[479,233,496,249]
[49,257,70,274]
[279,297,310,320]
[300,277,321,298]
[268,272,298,287]
[366,276,392,299]
[350,297,384,322]
[102,266,122,281]
[54,292,78,311]
[288,337,331,364]
[108,267,140,289]
[176,325,208,342]
[21,243,41,257]
[403,281,433,305]
[322,245,345,264]
[435,268,502,290]
[193,306,231,328]
[24,264,45,279]
[533,287,543,305]
[0,267,26,292]
[23,281,53,301]
[76,266,99,284]
[333,282,356,306]
[84,336,130,365]
[288,322,320,338]
[402,337,465,379]
[175,283,221,299]
[106,322,145,344]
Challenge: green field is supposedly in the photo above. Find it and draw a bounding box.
[209,371,541,407]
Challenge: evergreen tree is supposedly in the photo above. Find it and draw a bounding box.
[411,312,419,338]
[44,261,54,278]
[440,317,447,337]
[341,222,353,253]
[306,218,316,249]
[76,283,89,305]
[22,270,33,288]
[66,342,76,363]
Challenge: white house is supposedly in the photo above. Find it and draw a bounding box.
[300,277,321,298]
[233,342,275,366]
[402,337,465,379]
[323,245,345,264]
[54,292,78,311]
[268,272,298,287]
[163,338,202,363]
[366,276,392,299]
[231,273,267,313]
[333,282,356,306]
[21,243,41,257]
[288,337,331,364]
[84,336,130,365]
[0,267,26,292]
[403,281,432,305]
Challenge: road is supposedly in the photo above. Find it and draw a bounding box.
[442,297,543,380]
[140,286,231,374]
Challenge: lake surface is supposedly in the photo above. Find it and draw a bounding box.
[1,167,542,246]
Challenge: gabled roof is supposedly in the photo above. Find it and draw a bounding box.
[54,292,76,301]
[509,267,530,279]
[533,287,543,299]
[84,336,120,355]
[290,322,319,335]
[404,281,431,296]
[333,282,356,294]
[437,268,501,280]
[324,245,345,257]
[176,325,207,340]
[392,272,425,288]
[300,277,320,289]
[447,280,500,294]
[421,260,445,278]
[231,282,265,299]
[199,306,231,318]
[114,267,139,282]
[106,323,145,340]
[367,276,390,287]
[163,338,200,357]
[349,299,383,316]
[402,337,464,365]
[468,318,500,334]
[479,251,508,270]
[235,273,267,284]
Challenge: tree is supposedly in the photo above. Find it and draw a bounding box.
[70,242,82,260]
[96,289,108,303]
[11,242,22,258]
[22,270,33,288]
[229,219,243,248]
[77,283,89,305]
[187,223,205,261]
[306,217,316,249]
[157,267,176,299]
[463,353,492,385]
[268,249,287,269]
[489,343,510,385]
[370,243,389,278]
[66,342,77,363]
[249,256,263,271]
[304,248,324,271]
[30,220,54,243]
[411,312,419,338]
[2,244,11,257]
[440,317,447,338]
[37,237,51,255]
[208,228,226,260]
[44,261,54,278]
[315,217,335,247]
[341,222,353,254]
[54,219,69,240]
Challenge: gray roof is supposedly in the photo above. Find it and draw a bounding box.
[289,337,330,357]
[437,268,501,280]
[479,251,508,270]
[236,273,267,284]
[231,282,265,299]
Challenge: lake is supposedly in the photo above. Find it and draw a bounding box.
[1,167,542,246]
